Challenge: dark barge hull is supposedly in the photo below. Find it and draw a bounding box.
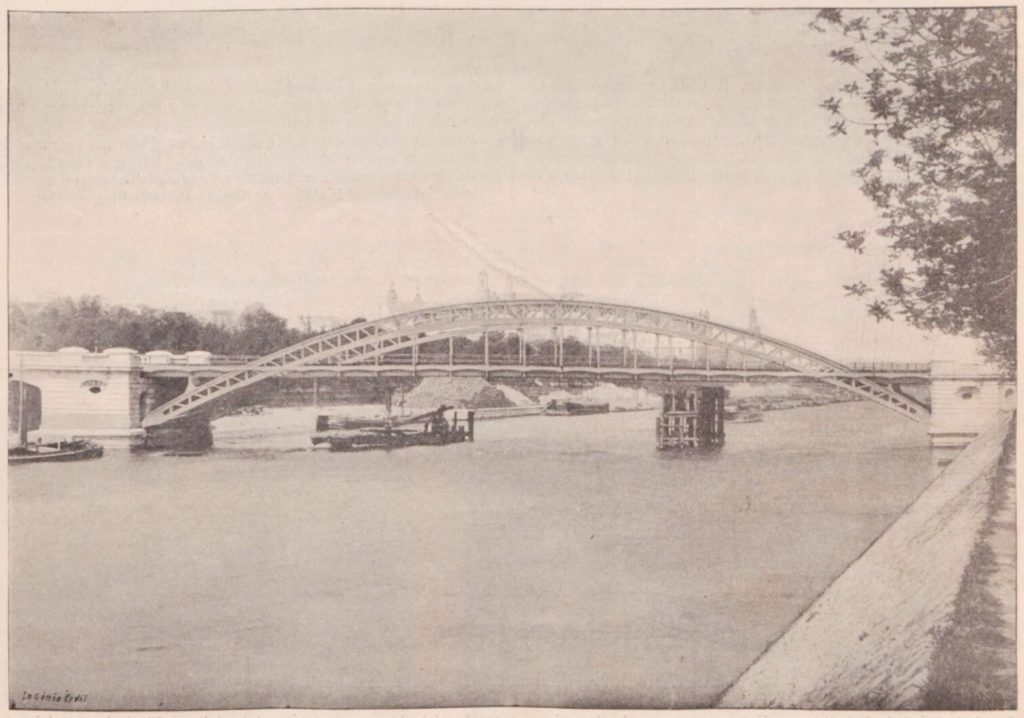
[9,441,104,465]
[324,429,471,452]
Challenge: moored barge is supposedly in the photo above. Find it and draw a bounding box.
[312,406,475,452]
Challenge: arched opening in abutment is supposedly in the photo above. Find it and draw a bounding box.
[137,390,152,423]
[8,379,42,443]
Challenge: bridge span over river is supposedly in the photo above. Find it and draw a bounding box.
[8,299,1014,449]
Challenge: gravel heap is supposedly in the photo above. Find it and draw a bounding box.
[538,382,661,410]
[404,377,517,409]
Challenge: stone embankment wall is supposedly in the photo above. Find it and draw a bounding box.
[717,411,1015,710]
[920,428,1016,709]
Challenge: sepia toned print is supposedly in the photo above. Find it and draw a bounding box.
[6,6,1016,711]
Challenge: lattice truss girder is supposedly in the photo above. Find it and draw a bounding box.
[142,299,929,427]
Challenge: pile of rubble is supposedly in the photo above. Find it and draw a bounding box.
[404,377,518,409]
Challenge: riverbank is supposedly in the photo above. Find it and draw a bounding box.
[727,381,868,413]
[717,411,1015,709]
[921,427,1016,708]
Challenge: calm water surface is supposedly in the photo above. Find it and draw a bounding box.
[9,401,932,709]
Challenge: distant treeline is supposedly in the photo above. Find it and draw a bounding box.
[9,296,362,355]
[10,296,666,364]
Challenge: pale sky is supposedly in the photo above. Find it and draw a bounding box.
[8,9,982,362]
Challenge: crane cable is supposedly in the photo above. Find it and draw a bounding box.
[426,213,555,299]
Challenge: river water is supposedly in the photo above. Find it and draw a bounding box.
[9,401,933,710]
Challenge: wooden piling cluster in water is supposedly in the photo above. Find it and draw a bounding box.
[656,387,725,449]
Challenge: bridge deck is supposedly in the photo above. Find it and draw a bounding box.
[141,361,931,383]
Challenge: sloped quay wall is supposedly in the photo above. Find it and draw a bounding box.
[717,410,1015,710]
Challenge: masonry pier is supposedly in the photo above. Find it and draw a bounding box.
[656,387,726,449]
[143,414,214,452]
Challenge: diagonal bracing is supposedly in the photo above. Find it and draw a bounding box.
[142,299,930,427]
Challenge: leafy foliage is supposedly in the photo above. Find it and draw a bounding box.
[812,8,1016,370]
[8,296,320,355]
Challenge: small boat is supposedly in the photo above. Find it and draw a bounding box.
[9,439,104,465]
[471,405,544,420]
[724,405,763,423]
[544,400,611,416]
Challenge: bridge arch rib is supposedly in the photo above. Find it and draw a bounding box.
[142,299,929,427]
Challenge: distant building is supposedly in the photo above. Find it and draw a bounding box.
[477,269,518,302]
[297,315,343,333]
[477,271,497,302]
[385,283,425,315]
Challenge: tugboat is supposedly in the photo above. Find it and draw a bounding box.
[9,438,104,465]
[312,405,475,452]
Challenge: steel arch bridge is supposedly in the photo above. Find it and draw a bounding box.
[142,299,930,428]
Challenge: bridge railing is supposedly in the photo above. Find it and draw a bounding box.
[848,361,931,373]
[209,355,262,365]
[188,351,788,371]
[322,352,769,370]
